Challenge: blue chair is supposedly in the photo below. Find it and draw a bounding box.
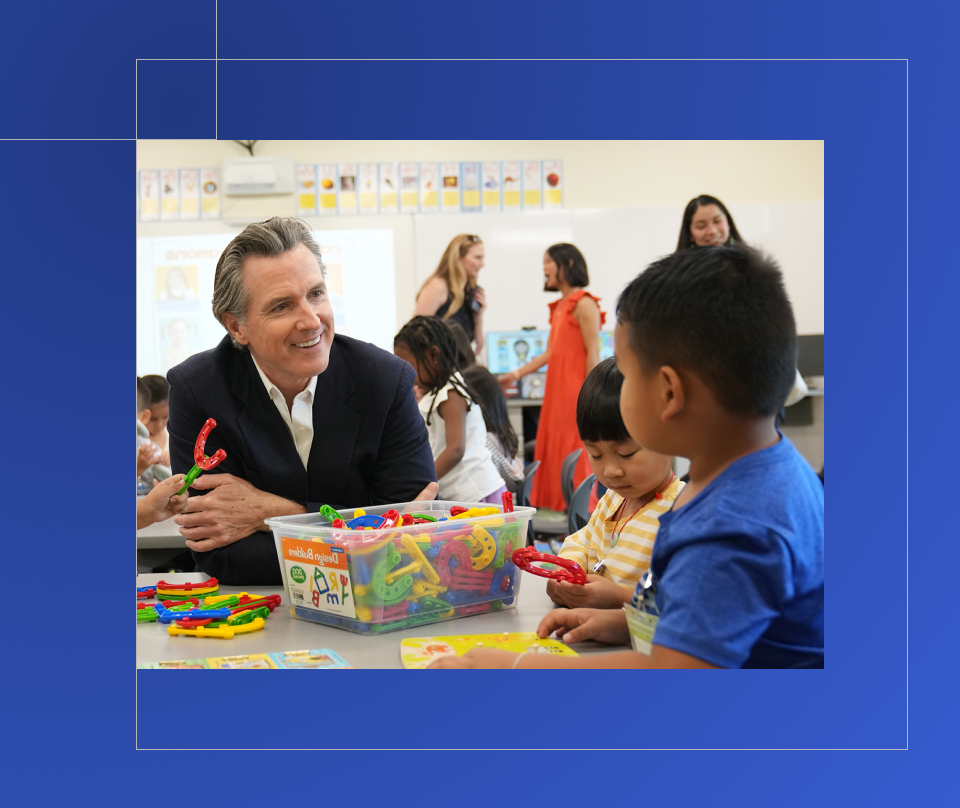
[567,473,597,536]
[560,448,583,510]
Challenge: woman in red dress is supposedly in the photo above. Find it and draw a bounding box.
[499,244,604,512]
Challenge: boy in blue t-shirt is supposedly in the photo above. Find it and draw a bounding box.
[428,245,824,669]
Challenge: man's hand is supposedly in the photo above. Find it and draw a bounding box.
[414,481,438,501]
[536,607,631,645]
[175,473,303,552]
[545,574,633,610]
[137,442,161,476]
[427,648,518,669]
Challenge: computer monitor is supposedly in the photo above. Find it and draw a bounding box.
[485,331,550,374]
[797,334,824,380]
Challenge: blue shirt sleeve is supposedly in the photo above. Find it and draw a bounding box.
[652,529,795,668]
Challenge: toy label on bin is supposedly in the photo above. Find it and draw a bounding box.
[281,536,356,619]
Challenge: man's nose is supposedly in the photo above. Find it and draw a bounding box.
[296,301,322,331]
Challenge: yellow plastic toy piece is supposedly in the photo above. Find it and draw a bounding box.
[401,536,440,584]
[449,506,500,520]
[157,586,218,598]
[354,509,366,518]
[356,606,373,622]
[167,617,265,639]
[385,561,422,584]
[354,582,371,597]
[473,517,506,528]
[411,580,448,597]
[469,526,497,570]
[204,592,249,605]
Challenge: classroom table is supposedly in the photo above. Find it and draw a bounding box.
[136,573,629,668]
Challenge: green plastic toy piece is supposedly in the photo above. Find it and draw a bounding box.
[320,504,344,523]
[409,513,438,522]
[370,543,414,605]
[370,619,408,633]
[229,606,270,625]
[417,595,455,617]
[494,524,520,568]
[407,610,441,626]
[136,608,159,623]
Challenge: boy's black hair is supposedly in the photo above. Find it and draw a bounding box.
[576,357,632,444]
[140,374,169,406]
[462,365,519,460]
[446,321,476,370]
[394,316,474,425]
[617,245,796,418]
[137,377,151,413]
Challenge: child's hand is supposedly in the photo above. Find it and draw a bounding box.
[137,441,161,476]
[549,574,633,610]
[536,607,630,645]
[137,474,189,528]
[427,648,518,669]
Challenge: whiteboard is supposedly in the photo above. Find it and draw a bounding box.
[413,202,824,335]
[135,229,396,377]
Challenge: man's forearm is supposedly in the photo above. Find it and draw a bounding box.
[252,490,308,531]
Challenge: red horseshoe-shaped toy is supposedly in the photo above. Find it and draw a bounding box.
[511,547,587,585]
[177,418,228,495]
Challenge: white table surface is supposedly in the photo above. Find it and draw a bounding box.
[136,573,627,668]
[137,516,188,549]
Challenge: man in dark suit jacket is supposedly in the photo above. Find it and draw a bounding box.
[167,217,436,585]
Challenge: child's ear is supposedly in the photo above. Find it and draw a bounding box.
[658,366,685,421]
[139,407,152,425]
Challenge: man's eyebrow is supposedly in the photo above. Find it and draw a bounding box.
[264,294,291,309]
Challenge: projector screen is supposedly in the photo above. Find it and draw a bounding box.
[136,230,396,376]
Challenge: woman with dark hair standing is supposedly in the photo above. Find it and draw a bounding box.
[414,233,487,355]
[676,194,745,251]
[499,243,604,512]
[677,195,807,407]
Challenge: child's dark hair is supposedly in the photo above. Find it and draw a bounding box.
[462,365,519,460]
[576,357,632,444]
[545,243,589,288]
[617,245,796,417]
[394,316,474,425]
[137,377,151,413]
[446,321,476,370]
[140,374,169,406]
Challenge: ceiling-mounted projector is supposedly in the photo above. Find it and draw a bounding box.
[223,156,295,195]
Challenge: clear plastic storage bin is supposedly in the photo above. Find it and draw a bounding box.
[266,500,534,634]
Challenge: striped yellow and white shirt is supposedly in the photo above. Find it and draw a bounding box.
[558,477,686,590]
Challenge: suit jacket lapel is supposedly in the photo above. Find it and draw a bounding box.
[308,337,361,504]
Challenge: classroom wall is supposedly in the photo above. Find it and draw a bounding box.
[137,140,824,332]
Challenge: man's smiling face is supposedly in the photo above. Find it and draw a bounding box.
[225,242,334,396]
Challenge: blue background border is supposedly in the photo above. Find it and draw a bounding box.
[2,0,942,797]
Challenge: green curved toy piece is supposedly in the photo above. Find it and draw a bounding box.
[176,464,203,496]
[494,524,520,568]
[417,595,455,618]
[409,513,438,522]
[136,608,159,623]
[370,619,408,633]
[370,543,414,605]
[229,606,270,625]
[320,504,345,523]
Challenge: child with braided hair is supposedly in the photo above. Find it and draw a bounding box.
[394,316,505,503]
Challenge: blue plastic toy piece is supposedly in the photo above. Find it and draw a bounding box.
[440,590,483,606]
[157,607,231,624]
[490,562,516,597]
[347,514,386,529]
[137,585,156,594]
[351,556,371,586]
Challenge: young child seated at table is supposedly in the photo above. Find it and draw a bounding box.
[428,245,824,669]
[546,357,683,610]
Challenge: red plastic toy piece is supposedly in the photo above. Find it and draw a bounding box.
[502,492,514,513]
[162,598,200,608]
[511,547,587,585]
[458,602,491,616]
[136,589,156,600]
[437,540,473,586]
[381,509,401,528]
[332,519,346,529]
[194,418,227,470]
[175,617,216,628]
[401,513,415,526]
[449,506,469,516]
[449,569,494,592]
[156,579,219,592]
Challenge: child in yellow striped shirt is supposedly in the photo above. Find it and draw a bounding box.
[548,357,685,610]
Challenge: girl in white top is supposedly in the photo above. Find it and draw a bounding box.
[395,317,504,503]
